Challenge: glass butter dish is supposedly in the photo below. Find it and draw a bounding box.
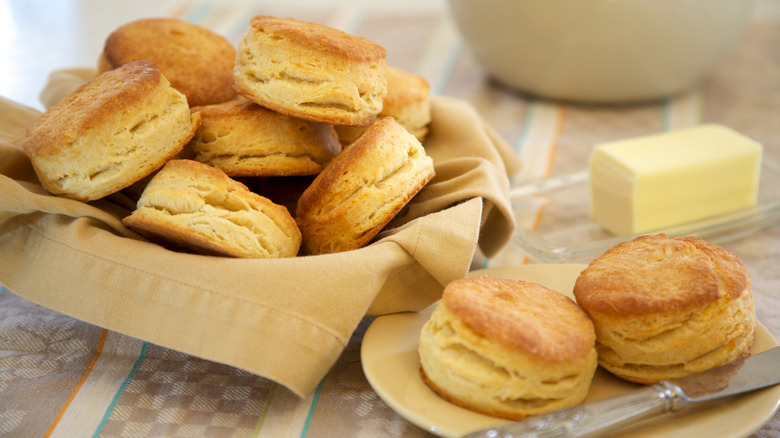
[508,157,780,264]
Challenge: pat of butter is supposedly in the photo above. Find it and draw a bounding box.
[589,124,762,235]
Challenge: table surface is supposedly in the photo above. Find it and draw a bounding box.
[2,0,779,436]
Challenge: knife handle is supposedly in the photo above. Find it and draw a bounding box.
[466,381,690,438]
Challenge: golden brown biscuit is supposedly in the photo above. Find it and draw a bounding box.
[24,60,200,202]
[419,276,598,420]
[233,15,387,127]
[573,234,756,384]
[335,66,431,143]
[188,99,341,177]
[295,117,435,254]
[99,18,236,106]
[122,159,301,259]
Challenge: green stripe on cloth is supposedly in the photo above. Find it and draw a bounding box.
[299,377,326,438]
[182,0,214,24]
[252,382,278,437]
[91,342,148,438]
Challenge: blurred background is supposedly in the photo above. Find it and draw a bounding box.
[1,0,450,111]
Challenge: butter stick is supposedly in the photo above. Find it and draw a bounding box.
[589,124,763,235]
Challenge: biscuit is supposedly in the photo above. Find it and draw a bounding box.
[122,159,301,259]
[99,18,236,107]
[419,276,598,420]
[573,234,756,384]
[295,117,435,254]
[23,60,200,202]
[188,99,341,177]
[233,15,387,127]
[336,66,431,143]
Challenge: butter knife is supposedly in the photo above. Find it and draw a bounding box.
[464,346,780,438]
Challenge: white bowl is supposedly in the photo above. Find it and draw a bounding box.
[449,0,753,103]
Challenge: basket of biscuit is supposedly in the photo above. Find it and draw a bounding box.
[0,15,520,397]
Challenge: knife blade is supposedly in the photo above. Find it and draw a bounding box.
[464,346,780,438]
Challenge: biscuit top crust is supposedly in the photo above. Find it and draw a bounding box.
[442,276,596,363]
[159,158,247,187]
[190,98,265,123]
[384,66,429,109]
[295,117,425,218]
[573,234,750,316]
[102,18,233,64]
[248,15,386,62]
[101,17,236,106]
[24,60,165,158]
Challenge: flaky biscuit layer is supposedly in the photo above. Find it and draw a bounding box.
[24,61,199,202]
[123,159,301,259]
[234,15,387,127]
[335,66,431,143]
[574,234,756,383]
[419,276,597,420]
[295,117,434,254]
[189,99,341,177]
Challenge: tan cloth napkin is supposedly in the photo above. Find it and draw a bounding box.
[0,69,521,397]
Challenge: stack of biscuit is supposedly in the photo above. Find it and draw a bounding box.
[22,15,435,259]
[418,234,756,421]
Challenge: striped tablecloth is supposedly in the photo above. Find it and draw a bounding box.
[1,0,779,436]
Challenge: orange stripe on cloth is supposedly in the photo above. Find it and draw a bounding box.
[43,329,109,438]
[543,105,566,176]
[520,196,553,265]
[521,105,566,265]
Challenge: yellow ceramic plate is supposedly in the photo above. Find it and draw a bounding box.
[361,264,780,438]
